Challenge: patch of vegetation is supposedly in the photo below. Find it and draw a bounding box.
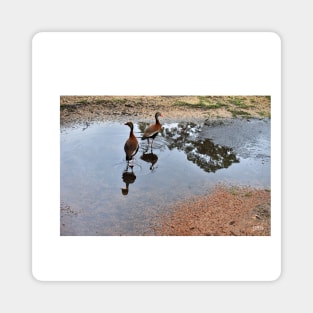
[232,98,249,109]
[230,188,238,196]
[174,100,193,107]
[76,100,89,105]
[198,96,208,106]
[174,96,265,118]
[95,99,108,105]
[111,98,127,104]
[197,96,213,109]
[60,104,68,111]
[258,111,271,118]
[60,103,83,112]
[196,97,229,110]
[174,99,208,110]
[229,109,251,117]
[216,101,227,107]
[206,101,228,110]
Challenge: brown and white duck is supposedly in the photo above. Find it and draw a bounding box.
[124,122,139,166]
[141,112,163,147]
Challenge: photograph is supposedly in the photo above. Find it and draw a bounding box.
[60,95,271,236]
[33,32,280,281]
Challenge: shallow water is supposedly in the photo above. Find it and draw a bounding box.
[60,118,270,235]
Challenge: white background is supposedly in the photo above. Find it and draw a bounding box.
[1,0,312,312]
[32,32,281,282]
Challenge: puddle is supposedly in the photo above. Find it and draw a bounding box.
[60,118,270,235]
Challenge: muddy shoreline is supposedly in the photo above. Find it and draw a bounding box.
[60,96,271,236]
[151,185,270,236]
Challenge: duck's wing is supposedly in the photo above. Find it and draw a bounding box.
[142,123,161,139]
[124,138,139,159]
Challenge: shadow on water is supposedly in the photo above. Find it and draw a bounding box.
[60,118,270,235]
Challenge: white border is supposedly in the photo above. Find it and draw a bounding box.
[32,32,281,281]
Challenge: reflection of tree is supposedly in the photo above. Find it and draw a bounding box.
[161,122,239,173]
[136,121,239,173]
[137,122,149,137]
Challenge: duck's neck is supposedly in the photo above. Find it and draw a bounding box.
[155,116,160,125]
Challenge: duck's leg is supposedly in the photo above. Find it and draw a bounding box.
[144,138,150,152]
[129,157,135,168]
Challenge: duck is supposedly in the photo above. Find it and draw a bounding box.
[124,122,139,166]
[141,112,163,147]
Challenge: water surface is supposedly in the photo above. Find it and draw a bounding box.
[61,118,270,235]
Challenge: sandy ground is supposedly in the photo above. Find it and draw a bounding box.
[151,185,270,236]
[60,95,270,125]
[60,95,271,236]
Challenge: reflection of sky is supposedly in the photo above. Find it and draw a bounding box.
[201,118,271,160]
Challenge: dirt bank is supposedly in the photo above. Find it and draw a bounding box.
[150,185,271,236]
[60,95,270,125]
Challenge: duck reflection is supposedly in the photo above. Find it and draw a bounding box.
[140,151,158,171]
[121,167,136,196]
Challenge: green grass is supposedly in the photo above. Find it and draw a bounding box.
[95,99,107,105]
[230,188,238,195]
[175,97,229,110]
[232,98,249,109]
[229,109,251,117]
[174,100,193,107]
[174,99,208,109]
[111,98,127,104]
[169,96,271,118]
[76,100,89,105]
[258,111,271,118]
[60,104,78,112]
[60,104,68,111]
[206,101,228,110]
